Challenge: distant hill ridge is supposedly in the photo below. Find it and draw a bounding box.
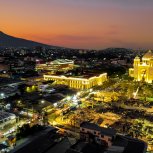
[0,31,59,48]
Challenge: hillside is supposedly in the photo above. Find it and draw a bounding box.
[0,31,59,48]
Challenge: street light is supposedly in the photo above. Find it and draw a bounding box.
[53,103,57,107]
[66,96,71,101]
[0,93,5,97]
[41,100,45,104]
[73,95,77,101]
[17,100,21,104]
[90,89,93,92]
[77,92,80,96]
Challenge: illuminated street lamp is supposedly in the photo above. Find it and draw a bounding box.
[0,93,4,97]
[0,93,5,100]
[6,103,11,110]
[53,103,57,107]
[17,100,21,104]
[36,59,40,62]
[41,100,45,104]
[73,95,77,101]
[90,89,93,92]
[66,96,71,101]
[77,92,80,96]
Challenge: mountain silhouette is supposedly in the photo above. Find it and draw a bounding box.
[0,31,58,48]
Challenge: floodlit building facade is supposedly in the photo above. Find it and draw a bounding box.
[43,73,107,89]
[36,59,74,73]
[129,50,153,83]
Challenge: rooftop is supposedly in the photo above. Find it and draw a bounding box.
[51,59,74,64]
[142,50,153,59]
[80,122,116,137]
[0,77,24,87]
[66,134,147,153]
[10,126,58,153]
[45,137,72,153]
[66,141,105,153]
[0,111,16,122]
[122,136,147,153]
[9,124,147,153]
[45,72,107,80]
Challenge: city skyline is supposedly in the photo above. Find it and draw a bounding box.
[1,0,153,49]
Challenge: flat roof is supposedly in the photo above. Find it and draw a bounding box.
[65,73,104,79]
[0,77,24,87]
[51,59,74,64]
[122,136,147,153]
[66,134,147,153]
[66,141,105,153]
[44,73,107,80]
[0,111,16,121]
[10,127,57,153]
[45,137,72,153]
[80,122,116,137]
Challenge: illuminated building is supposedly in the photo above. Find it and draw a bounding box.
[0,111,16,130]
[44,73,107,89]
[80,122,116,147]
[36,59,74,73]
[129,50,153,83]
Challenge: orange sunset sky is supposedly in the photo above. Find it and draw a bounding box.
[1,0,153,49]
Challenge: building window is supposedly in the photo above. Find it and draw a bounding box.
[101,135,104,138]
[82,128,85,131]
[96,138,100,142]
[108,138,112,141]
[94,131,97,135]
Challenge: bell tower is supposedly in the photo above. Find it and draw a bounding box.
[133,56,140,81]
[134,56,140,67]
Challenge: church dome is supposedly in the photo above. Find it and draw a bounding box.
[143,50,153,59]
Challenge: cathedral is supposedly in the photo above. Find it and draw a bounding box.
[129,50,153,83]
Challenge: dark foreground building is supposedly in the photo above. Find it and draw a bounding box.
[66,122,147,153]
[10,123,147,153]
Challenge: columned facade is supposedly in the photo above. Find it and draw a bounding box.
[129,50,153,83]
[43,73,107,89]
